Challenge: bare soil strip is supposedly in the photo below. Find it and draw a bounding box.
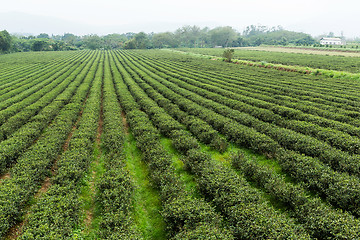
[6,216,27,240]
[0,172,10,182]
[34,177,51,199]
[4,98,88,240]
[121,110,129,135]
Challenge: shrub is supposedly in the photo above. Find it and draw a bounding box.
[222,49,234,62]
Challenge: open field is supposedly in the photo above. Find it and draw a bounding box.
[239,46,360,57]
[179,47,360,73]
[0,50,360,239]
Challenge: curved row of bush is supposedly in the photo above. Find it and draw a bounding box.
[0,59,58,94]
[124,53,360,178]
[0,51,99,238]
[135,54,360,127]
[148,67,360,173]
[113,50,311,239]
[145,51,359,120]
[109,52,233,239]
[139,78,228,152]
[156,51,360,106]
[0,64,42,83]
[0,58,77,113]
[0,51,79,84]
[95,51,143,239]
[135,51,360,115]
[185,149,310,239]
[21,51,103,239]
[0,52,94,142]
[0,51,87,107]
[126,52,360,157]
[116,50,360,217]
[131,51,360,118]
[165,75,360,175]
[114,53,227,153]
[129,51,360,127]
[231,151,360,239]
[0,51,86,107]
[155,64,360,136]
[0,51,97,174]
[0,51,82,92]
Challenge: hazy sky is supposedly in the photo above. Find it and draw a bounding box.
[1,0,359,38]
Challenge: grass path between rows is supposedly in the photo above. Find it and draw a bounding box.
[161,137,201,199]
[200,141,327,211]
[78,143,106,239]
[125,132,167,240]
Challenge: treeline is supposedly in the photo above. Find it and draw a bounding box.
[0,25,316,53]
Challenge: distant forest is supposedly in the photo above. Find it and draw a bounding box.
[1,25,318,53]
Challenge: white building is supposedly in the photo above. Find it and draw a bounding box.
[320,37,345,45]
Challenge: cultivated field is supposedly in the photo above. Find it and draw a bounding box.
[0,49,360,239]
[239,46,360,57]
[179,47,360,72]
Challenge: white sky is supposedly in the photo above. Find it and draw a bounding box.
[1,0,360,38]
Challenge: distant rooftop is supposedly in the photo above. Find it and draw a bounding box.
[320,37,342,41]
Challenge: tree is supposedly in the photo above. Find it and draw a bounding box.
[254,38,262,46]
[243,25,269,36]
[123,39,136,49]
[209,26,237,47]
[134,32,150,49]
[295,35,315,45]
[51,41,65,51]
[103,34,127,49]
[223,49,234,62]
[0,30,12,52]
[152,32,178,48]
[232,36,247,47]
[327,32,335,37]
[175,25,203,47]
[244,29,315,46]
[83,35,103,50]
[198,27,210,47]
[37,33,50,39]
[62,33,77,45]
[31,39,49,51]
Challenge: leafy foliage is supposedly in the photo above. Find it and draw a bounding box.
[223,48,234,62]
[0,30,12,52]
[1,24,317,53]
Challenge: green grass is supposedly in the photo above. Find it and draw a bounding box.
[200,141,317,212]
[160,137,201,198]
[200,141,290,178]
[205,143,291,213]
[125,132,167,240]
[77,142,107,239]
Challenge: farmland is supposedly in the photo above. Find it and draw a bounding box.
[239,46,360,57]
[179,47,360,73]
[1,49,360,239]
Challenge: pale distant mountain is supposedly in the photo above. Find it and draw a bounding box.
[0,11,218,36]
[0,12,95,35]
[1,11,358,39]
[286,13,358,39]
